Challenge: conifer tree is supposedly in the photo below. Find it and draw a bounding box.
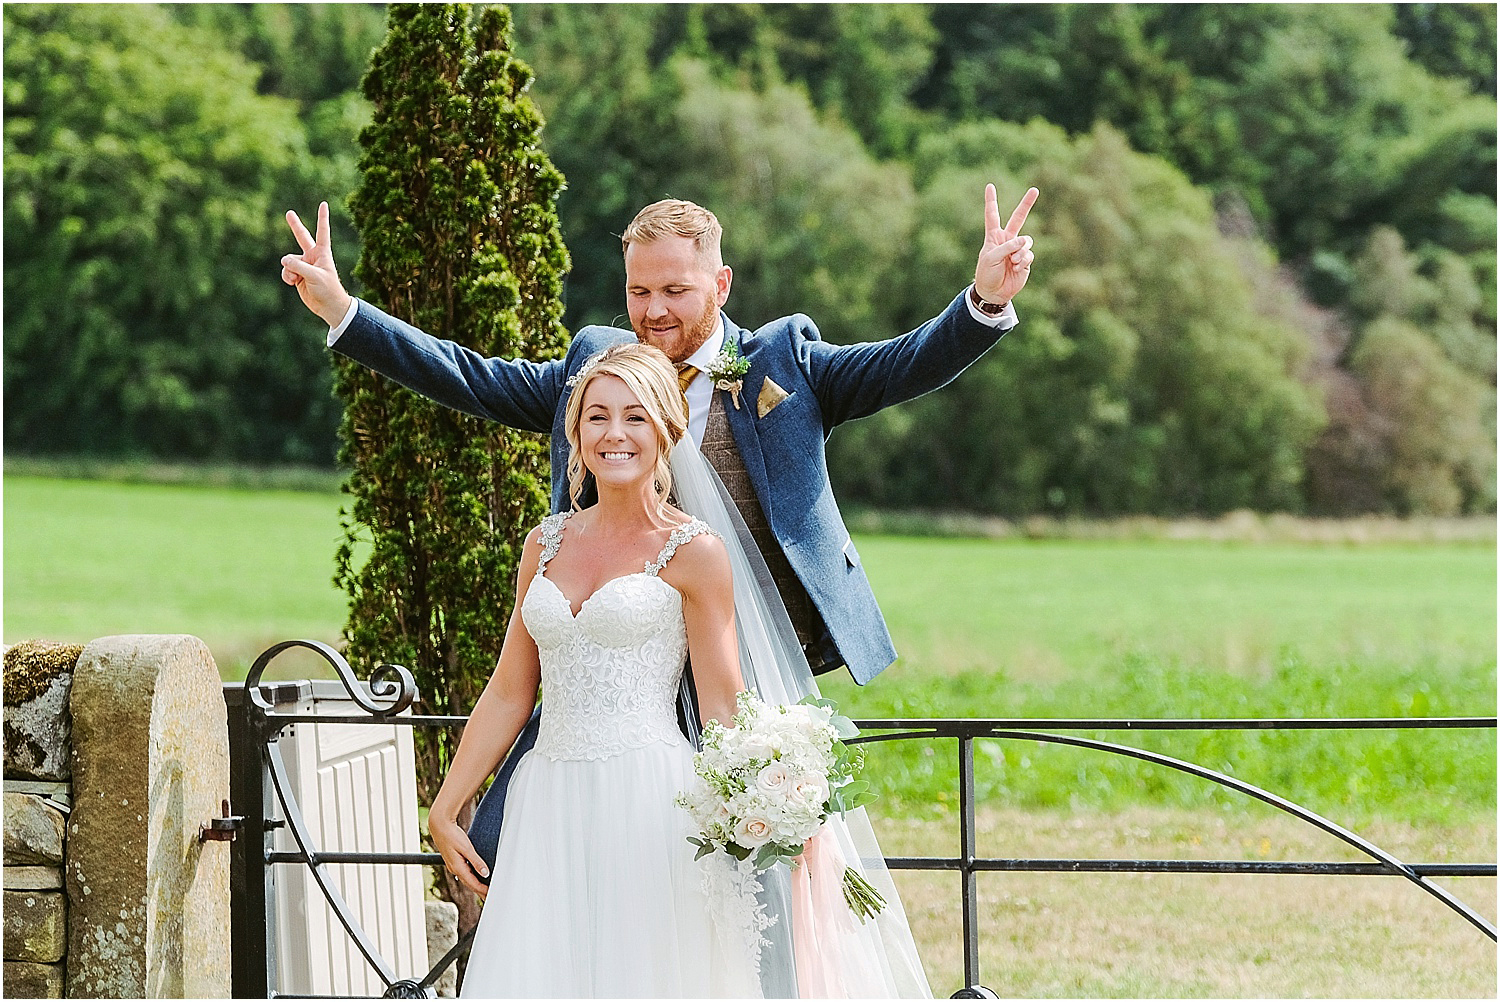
[333,3,568,913]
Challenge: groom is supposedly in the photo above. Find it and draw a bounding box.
[284,186,1034,680]
[282,186,1036,854]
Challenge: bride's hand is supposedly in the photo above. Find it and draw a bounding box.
[430,813,491,898]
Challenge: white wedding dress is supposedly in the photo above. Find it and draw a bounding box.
[460,512,762,998]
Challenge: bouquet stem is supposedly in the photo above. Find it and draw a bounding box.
[841,867,886,922]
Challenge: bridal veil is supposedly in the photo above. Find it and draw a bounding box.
[671,435,933,1000]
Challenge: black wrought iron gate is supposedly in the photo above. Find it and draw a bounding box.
[225,640,1497,999]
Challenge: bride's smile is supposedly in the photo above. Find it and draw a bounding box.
[579,373,661,489]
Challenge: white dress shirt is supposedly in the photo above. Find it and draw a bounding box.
[328,289,1017,448]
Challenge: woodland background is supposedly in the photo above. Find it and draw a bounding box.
[5,3,1496,517]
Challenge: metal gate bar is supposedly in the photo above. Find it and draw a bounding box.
[224,642,1497,999]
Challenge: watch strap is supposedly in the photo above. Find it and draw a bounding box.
[970,286,1008,316]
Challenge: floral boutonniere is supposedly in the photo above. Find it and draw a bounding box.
[706,340,752,409]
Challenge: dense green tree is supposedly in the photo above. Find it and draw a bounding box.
[334,1,569,924]
[169,4,388,106]
[1351,317,1492,515]
[1233,6,1496,263]
[913,4,1271,192]
[676,3,939,157]
[3,4,340,463]
[508,4,682,332]
[169,2,387,336]
[895,3,1494,514]
[1392,3,1497,96]
[913,5,1497,267]
[664,59,916,344]
[829,120,1325,516]
[1314,226,1497,514]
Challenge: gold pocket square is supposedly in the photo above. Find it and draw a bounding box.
[757,378,790,419]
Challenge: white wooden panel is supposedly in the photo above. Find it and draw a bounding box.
[393,726,424,974]
[369,746,397,970]
[329,758,358,995]
[273,723,317,995]
[348,755,379,996]
[271,689,429,998]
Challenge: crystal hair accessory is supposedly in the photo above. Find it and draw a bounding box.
[565,350,610,389]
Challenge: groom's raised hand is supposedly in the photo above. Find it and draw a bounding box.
[281,201,353,328]
[974,184,1038,308]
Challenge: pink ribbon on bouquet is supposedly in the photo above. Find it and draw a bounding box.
[790,828,890,998]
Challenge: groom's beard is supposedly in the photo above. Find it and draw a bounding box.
[633,295,720,363]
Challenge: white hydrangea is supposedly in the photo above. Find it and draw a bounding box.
[677,691,865,872]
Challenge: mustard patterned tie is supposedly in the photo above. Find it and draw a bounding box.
[675,363,700,395]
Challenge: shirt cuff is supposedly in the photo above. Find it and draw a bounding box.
[965,284,1017,329]
[326,298,360,347]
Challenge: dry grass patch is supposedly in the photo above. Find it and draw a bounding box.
[872,806,1496,998]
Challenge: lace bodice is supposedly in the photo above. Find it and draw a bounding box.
[522,512,717,761]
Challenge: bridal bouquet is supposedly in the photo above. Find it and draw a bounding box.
[676,691,886,920]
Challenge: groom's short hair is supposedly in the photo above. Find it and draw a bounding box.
[622,199,724,271]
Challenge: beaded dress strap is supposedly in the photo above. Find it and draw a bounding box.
[535,511,571,574]
[643,519,718,577]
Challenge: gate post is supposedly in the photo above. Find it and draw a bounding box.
[223,683,273,999]
[67,635,230,998]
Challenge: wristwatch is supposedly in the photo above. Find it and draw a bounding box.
[970,286,1009,316]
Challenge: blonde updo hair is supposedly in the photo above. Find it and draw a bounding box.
[563,343,689,511]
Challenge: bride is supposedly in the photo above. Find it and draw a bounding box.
[428,342,929,998]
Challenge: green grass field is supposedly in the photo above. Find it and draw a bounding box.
[7,473,1494,995]
[823,535,1496,825]
[5,474,1495,825]
[4,476,353,669]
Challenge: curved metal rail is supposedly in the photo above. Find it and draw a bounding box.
[851,725,1497,940]
[226,649,1496,997]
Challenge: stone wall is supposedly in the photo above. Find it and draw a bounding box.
[2,637,230,999]
[4,641,80,999]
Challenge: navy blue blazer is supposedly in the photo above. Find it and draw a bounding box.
[333,289,1010,684]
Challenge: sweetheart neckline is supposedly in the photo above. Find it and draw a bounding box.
[532,570,679,620]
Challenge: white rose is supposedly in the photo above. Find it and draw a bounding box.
[734,814,775,848]
[756,762,792,796]
[792,774,830,808]
[740,733,775,762]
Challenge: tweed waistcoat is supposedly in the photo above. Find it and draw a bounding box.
[697,390,824,659]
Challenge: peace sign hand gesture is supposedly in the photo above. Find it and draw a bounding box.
[281,201,353,328]
[974,184,1038,308]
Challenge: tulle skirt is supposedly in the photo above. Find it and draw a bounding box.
[459,739,761,998]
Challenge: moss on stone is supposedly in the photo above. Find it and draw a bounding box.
[3,642,83,707]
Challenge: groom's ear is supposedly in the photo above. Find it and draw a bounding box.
[715,265,733,309]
